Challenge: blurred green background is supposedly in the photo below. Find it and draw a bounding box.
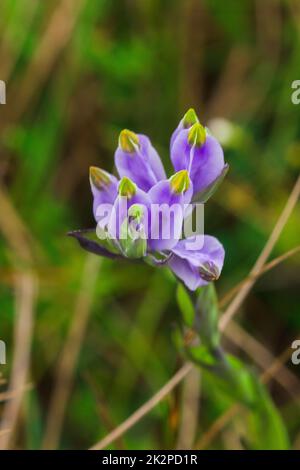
[0,0,300,450]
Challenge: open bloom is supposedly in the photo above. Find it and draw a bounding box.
[70,109,226,290]
[169,236,225,291]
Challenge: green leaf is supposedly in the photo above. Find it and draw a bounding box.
[187,344,219,369]
[176,283,195,328]
[224,354,258,405]
[201,355,290,449]
[215,355,290,449]
[195,284,220,347]
[246,379,290,450]
[200,353,257,406]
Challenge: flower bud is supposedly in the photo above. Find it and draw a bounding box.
[170,170,190,194]
[89,166,112,189]
[120,204,147,258]
[119,129,139,153]
[188,122,206,147]
[182,108,199,128]
[118,177,137,198]
[128,203,143,223]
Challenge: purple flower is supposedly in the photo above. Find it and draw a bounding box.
[168,236,225,291]
[89,166,118,223]
[108,176,151,240]
[105,171,191,254]
[171,121,227,197]
[170,107,199,149]
[147,170,192,251]
[115,130,166,192]
[70,110,227,291]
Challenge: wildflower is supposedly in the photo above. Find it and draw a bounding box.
[170,108,199,150]
[89,166,118,222]
[115,129,166,192]
[171,123,228,199]
[168,236,225,291]
[70,109,227,290]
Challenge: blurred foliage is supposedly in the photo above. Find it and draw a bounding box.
[0,0,300,450]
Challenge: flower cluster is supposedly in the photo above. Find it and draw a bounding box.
[71,109,228,291]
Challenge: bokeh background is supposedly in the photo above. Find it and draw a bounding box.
[0,0,300,450]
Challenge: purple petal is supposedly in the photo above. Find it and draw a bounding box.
[170,119,185,151]
[108,187,151,239]
[115,134,166,192]
[171,129,226,194]
[170,109,199,149]
[192,164,229,203]
[147,179,193,251]
[90,170,118,223]
[168,235,225,291]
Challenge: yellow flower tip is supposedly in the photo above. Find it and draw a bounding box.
[183,108,199,128]
[170,170,190,194]
[118,176,137,198]
[188,122,206,147]
[119,129,139,153]
[89,166,111,189]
